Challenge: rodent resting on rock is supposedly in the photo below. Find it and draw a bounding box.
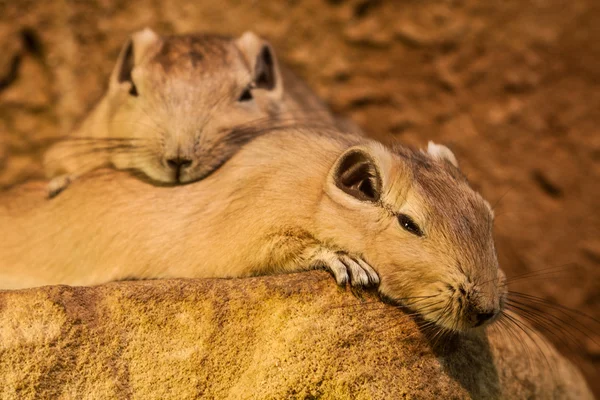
[2,126,505,333]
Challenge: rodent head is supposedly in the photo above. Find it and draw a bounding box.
[106,28,285,183]
[321,141,506,332]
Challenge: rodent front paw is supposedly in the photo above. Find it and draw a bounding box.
[313,249,379,287]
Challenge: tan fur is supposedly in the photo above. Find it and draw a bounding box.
[43,28,346,196]
[2,128,504,333]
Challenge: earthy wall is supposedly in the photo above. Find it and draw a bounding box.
[0,0,598,396]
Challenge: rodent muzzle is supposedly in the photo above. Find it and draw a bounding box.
[436,281,504,331]
[166,156,193,182]
[472,310,497,327]
[464,296,501,329]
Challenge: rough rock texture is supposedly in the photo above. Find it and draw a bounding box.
[0,272,593,399]
[0,0,598,396]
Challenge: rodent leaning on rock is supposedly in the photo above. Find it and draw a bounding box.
[1,126,505,333]
[43,28,353,197]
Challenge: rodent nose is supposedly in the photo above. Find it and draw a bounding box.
[166,157,192,170]
[474,311,496,327]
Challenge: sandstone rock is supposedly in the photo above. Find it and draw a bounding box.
[0,272,593,399]
[344,17,392,48]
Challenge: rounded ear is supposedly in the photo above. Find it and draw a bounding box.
[427,141,459,168]
[109,27,161,94]
[235,31,283,100]
[327,146,386,205]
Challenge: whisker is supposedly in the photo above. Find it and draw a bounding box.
[508,291,600,326]
[490,185,514,212]
[505,302,582,356]
[500,263,576,285]
[493,314,536,372]
[502,310,553,373]
[327,295,437,311]
[506,298,599,350]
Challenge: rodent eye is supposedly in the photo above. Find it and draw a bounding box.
[398,214,423,237]
[238,86,253,102]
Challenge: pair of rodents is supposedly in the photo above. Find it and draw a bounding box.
[1,29,506,333]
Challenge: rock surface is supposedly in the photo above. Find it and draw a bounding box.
[0,0,598,395]
[0,272,593,399]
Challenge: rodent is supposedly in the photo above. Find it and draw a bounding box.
[43,28,353,197]
[1,126,505,332]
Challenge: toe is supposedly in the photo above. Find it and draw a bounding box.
[355,258,380,285]
[340,255,370,286]
[327,256,349,286]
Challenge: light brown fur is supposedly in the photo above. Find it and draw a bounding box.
[43,28,350,196]
[2,127,504,333]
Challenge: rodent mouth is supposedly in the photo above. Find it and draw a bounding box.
[397,291,504,333]
[418,310,498,333]
[160,155,197,183]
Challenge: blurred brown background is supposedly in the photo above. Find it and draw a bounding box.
[0,0,598,396]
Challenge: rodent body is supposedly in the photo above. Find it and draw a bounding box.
[43,28,350,196]
[2,127,505,332]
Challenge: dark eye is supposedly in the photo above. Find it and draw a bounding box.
[238,86,253,102]
[398,214,423,237]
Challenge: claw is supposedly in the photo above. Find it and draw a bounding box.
[312,249,379,288]
[355,257,380,285]
[339,255,370,286]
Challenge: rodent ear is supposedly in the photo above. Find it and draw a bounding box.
[236,31,283,99]
[427,141,459,168]
[109,28,160,95]
[331,147,382,203]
